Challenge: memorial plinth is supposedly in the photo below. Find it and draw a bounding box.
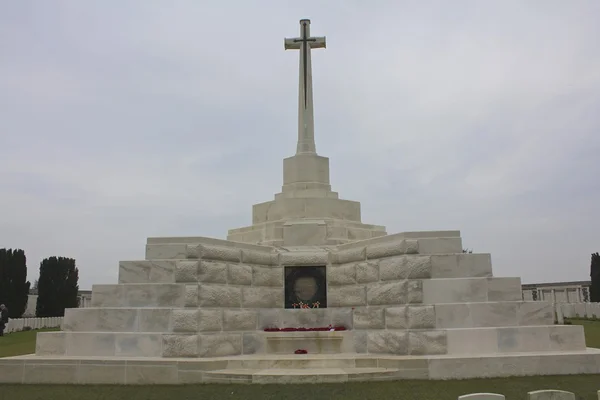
[3,19,599,385]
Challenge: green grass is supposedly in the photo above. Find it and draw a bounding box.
[0,322,599,400]
[568,318,600,349]
[0,328,59,358]
[0,376,599,400]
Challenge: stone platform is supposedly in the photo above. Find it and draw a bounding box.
[3,350,600,384]
[1,231,599,385]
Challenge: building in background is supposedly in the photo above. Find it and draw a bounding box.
[522,280,591,303]
[23,289,92,317]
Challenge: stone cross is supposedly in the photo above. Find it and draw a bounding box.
[284,19,326,155]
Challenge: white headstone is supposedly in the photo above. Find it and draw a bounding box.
[528,390,576,400]
[458,393,505,400]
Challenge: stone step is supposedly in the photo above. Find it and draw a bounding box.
[61,301,553,334]
[35,325,586,358]
[90,277,521,308]
[143,236,463,261]
[203,367,401,383]
[4,349,600,384]
[118,253,494,285]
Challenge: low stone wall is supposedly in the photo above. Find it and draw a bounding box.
[457,390,598,400]
[556,302,600,320]
[4,317,63,334]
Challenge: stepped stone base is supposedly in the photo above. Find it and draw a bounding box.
[3,350,600,384]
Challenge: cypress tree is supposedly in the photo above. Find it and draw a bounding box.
[36,256,79,317]
[591,252,600,303]
[0,248,31,318]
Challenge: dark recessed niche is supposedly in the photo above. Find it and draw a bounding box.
[284,266,327,309]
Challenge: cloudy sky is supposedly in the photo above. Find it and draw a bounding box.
[1,1,599,289]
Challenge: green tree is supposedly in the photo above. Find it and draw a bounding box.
[0,248,31,318]
[36,256,79,317]
[591,252,600,303]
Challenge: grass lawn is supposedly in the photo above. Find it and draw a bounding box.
[0,376,599,400]
[569,318,600,349]
[0,321,598,400]
[0,328,58,358]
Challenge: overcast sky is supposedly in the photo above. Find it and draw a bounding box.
[1,1,599,289]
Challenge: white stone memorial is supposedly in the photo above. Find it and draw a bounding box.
[2,19,600,385]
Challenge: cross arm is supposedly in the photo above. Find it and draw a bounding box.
[284,38,301,50]
[310,36,326,49]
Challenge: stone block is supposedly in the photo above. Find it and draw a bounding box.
[379,255,432,280]
[470,302,518,327]
[353,307,385,329]
[518,302,554,325]
[445,328,498,354]
[330,308,353,329]
[252,265,283,287]
[241,248,278,265]
[91,285,124,307]
[228,263,252,285]
[434,303,471,328]
[367,330,408,354]
[408,305,435,329]
[283,221,327,246]
[497,327,550,353]
[138,308,171,332]
[328,285,366,307]
[36,332,66,356]
[417,237,462,254]
[198,284,241,307]
[162,334,198,357]
[457,253,493,277]
[198,334,242,357]
[242,333,264,355]
[328,263,357,285]
[354,331,367,353]
[258,309,283,329]
[76,362,127,384]
[184,284,199,307]
[242,287,283,308]
[422,278,487,304]
[187,243,241,263]
[174,261,199,282]
[119,260,176,284]
[282,309,329,328]
[528,390,575,400]
[279,251,329,266]
[198,260,228,283]
[335,247,366,264]
[125,362,178,384]
[24,363,78,384]
[172,309,199,332]
[123,284,186,307]
[488,277,522,301]
[409,331,447,355]
[198,309,223,332]
[548,325,586,351]
[99,308,138,332]
[62,308,100,331]
[355,261,379,283]
[223,310,257,331]
[407,280,424,303]
[115,333,162,357]
[366,239,409,259]
[65,332,116,357]
[385,306,408,329]
[145,244,187,260]
[367,281,407,305]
